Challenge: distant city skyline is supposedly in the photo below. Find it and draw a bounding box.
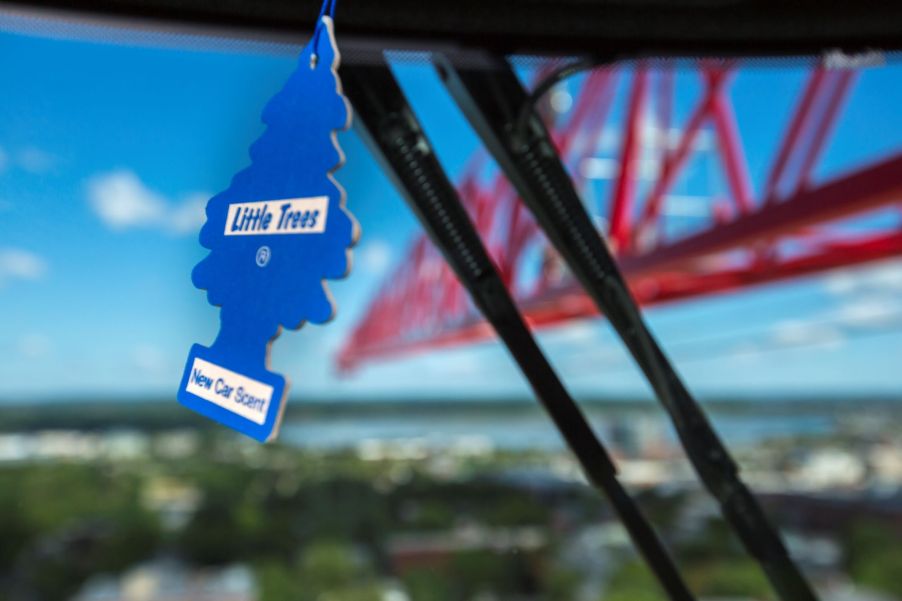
[1,13,901,402]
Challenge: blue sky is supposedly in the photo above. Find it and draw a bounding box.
[0,13,901,403]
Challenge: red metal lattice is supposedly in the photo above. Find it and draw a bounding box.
[338,63,902,371]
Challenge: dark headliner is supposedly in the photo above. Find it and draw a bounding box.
[4,0,902,57]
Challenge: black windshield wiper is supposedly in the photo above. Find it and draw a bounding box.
[341,58,696,601]
[434,53,817,601]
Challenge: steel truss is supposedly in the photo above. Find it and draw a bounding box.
[339,60,902,369]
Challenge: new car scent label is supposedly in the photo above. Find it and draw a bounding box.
[184,357,274,425]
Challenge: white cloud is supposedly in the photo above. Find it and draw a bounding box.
[579,157,618,180]
[824,260,902,297]
[835,296,902,328]
[18,333,52,360]
[132,345,168,373]
[88,170,166,229]
[824,271,857,296]
[16,147,56,174]
[770,319,845,350]
[0,145,59,174]
[661,195,711,218]
[724,342,765,364]
[552,340,627,375]
[719,262,902,359]
[821,259,902,332]
[0,248,48,286]
[433,350,491,378]
[544,321,599,345]
[577,156,663,181]
[86,170,209,235]
[358,239,393,274]
[651,262,902,366]
[168,192,208,234]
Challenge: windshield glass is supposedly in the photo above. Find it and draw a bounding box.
[1,8,901,601]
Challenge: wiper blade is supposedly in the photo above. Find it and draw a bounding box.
[435,53,818,601]
[341,58,696,601]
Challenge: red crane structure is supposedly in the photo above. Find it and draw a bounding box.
[338,61,902,371]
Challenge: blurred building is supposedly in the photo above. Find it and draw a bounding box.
[70,560,255,601]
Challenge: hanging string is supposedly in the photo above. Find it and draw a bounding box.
[310,0,338,69]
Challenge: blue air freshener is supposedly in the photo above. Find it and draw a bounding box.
[177,8,357,442]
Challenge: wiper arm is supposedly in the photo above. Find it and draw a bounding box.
[434,53,817,601]
[341,58,696,601]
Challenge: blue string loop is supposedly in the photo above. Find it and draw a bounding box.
[310,0,338,69]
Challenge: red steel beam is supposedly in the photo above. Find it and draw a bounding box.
[636,232,902,303]
[338,230,902,370]
[791,70,856,196]
[710,91,754,215]
[634,68,732,242]
[609,67,649,252]
[338,63,902,372]
[764,69,828,204]
[619,153,902,277]
[655,67,674,142]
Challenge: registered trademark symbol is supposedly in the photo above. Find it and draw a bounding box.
[255,246,271,267]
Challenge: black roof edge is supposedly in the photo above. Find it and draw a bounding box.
[3,0,902,59]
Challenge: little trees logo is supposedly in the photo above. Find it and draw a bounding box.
[225,197,328,236]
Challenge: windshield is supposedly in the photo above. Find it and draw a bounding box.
[1,8,901,601]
